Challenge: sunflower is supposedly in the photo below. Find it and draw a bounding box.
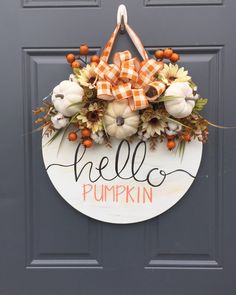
[77,102,105,133]
[158,63,191,85]
[140,108,167,137]
[76,64,97,89]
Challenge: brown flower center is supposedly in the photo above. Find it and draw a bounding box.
[168,76,176,82]
[86,111,99,122]
[149,117,159,126]
[89,77,96,84]
[145,86,157,98]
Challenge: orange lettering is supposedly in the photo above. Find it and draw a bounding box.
[82,184,93,201]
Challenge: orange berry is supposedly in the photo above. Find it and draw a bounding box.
[79,44,89,55]
[81,128,91,138]
[154,50,164,59]
[167,134,175,140]
[167,140,176,150]
[163,48,173,59]
[91,55,100,63]
[68,132,78,141]
[71,60,80,68]
[157,60,164,71]
[170,53,180,63]
[183,133,191,142]
[66,53,75,64]
[83,138,93,148]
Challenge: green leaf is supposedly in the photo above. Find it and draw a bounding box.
[56,127,69,157]
[189,80,197,90]
[193,98,208,112]
[102,119,109,137]
[156,95,182,103]
[73,68,81,75]
[176,140,186,161]
[44,128,63,146]
[66,101,83,109]
[55,112,81,155]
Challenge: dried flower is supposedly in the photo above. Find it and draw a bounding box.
[140,108,167,137]
[51,113,69,129]
[165,121,182,136]
[77,101,106,133]
[91,131,105,144]
[76,64,97,89]
[159,63,191,85]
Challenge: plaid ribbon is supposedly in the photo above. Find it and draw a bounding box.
[95,51,165,110]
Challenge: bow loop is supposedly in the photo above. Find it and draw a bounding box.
[144,81,166,101]
[96,81,113,100]
[95,50,165,110]
[113,50,132,67]
[130,89,149,111]
[139,59,160,84]
[112,82,132,100]
[94,59,110,80]
[104,64,120,84]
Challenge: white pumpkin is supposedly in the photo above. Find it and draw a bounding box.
[51,80,84,117]
[51,112,69,129]
[104,100,139,139]
[164,82,197,118]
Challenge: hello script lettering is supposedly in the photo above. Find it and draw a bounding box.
[47,140,194,188]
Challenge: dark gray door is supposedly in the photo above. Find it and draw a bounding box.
[0,0,236,294]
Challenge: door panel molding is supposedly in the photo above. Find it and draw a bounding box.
[144,46,224,269]
[22,0,100,8]
[144,0,223,6]
[23,48,103,269]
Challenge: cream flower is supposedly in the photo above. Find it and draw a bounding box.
[141,108,167,137]
[165,121,182,136]
[51,113,69,129]
[159,63,191,85]
[76,64,97,89]
[77,102,105,133]
[91,131,105,144]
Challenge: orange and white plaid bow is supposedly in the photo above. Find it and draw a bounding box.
[95,50,165,110]
[94,24,166,111]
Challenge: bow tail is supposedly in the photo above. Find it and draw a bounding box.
[129,89,149,111]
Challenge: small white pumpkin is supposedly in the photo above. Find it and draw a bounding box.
[104,100,139,139]
[52,80,84,117]
[164,82,197,118]
[51,112,69,129]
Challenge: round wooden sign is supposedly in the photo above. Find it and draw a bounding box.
[42,135,202,224]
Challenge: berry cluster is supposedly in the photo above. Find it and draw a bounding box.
[68,128,93,148]
[166,132,192,150]
[66,44,100,69]
[154,48,180,63]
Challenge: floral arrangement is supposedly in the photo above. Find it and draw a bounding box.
[34,43,209,154]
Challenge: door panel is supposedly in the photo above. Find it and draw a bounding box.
[0,0,235,294]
